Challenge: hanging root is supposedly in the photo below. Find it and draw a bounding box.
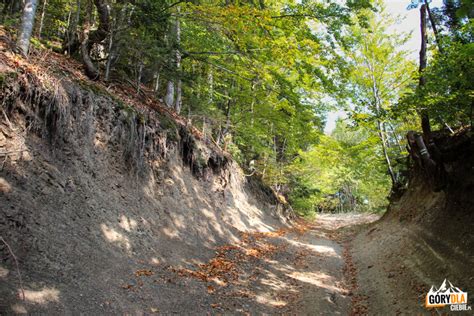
[118,108,147,173]
[0,236,25,301]
[1,65,71,145]
[1,53,231,181]
[179,125,229,179]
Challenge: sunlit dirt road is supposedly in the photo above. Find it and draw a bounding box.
[133,213,379,315]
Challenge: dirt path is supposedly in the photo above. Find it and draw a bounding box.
[122,213,379,315]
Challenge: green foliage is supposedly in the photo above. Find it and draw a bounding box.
[170,0,362,184]
[12,0,471,217]
[402,21,474,128]
[288,120,391,216]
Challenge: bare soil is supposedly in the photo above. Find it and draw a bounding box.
[0,205,377,315]
[348,170,474,315]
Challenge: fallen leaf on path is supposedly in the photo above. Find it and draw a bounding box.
[207,285,215,294]
[135,269,154,277]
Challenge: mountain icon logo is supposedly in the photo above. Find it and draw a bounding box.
[425,279,471,312]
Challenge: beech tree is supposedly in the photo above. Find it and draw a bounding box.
[341,4,416,188]
[6,0,471,216]
[17,0,38,55]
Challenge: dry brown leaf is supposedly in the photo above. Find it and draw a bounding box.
[207,285,215,294]
[135,269,154,277]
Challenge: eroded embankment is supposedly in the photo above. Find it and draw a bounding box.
[350,129,474,315]
[0,44,290,314]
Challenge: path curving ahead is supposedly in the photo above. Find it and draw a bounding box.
[147,213,379,315]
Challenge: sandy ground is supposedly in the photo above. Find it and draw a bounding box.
[1,202,379,315]
[111,213,378,315]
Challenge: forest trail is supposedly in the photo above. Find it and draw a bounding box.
[140,213,378,315]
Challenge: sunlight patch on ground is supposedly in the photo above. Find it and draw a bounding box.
[150,257,160,265]
[118,215,137,232]
[285,238,340,258]
[20,287,60,304]
[101,223,131,252]
[287,271,343,293]
[0,177,12,193]
[171,214,186,229]
[162,226,180,238]
[260,275,290,291]
[315,213,380,229]
[255,293,287,307]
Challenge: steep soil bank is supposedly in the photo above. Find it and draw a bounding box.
[0,41,290,314]
[350,129,474,315]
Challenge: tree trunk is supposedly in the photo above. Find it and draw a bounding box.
[62,0,80,55]
[368,61,397,186]
[175,79,182,113]
[37,0,47,39]
[377,121,397,186]
[105,3,131,81]
[164,81,175,107]
[164,25,174,107]
[153,70,160,92]
[80,0,110,79]
[419,4,431,140]
[425,1,443,53]
[136,62,143,94]
[17,0,39,55]
[104,32,113,81]
[387,122,404,153]
[174,7,182,113]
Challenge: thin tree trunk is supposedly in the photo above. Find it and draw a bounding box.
[425,1,443,53]
[175,79,182,113]
[37,0,47,39]
[164,81,175,107]
[153,71,160,92]
[105,4,131,82]
[174,6,182,113]
[368,60,397,185]
[387,122,404,153]
[419,4,431,140]
[250,79,256,126]
[377,120,397,185]
[65,7,72,47]
[225,100,231,133]
[202,117,207,141]
[62,0,80,55]
[136,62,143,94]
[419,5,427,86]
[17,0,39,55]
[164,24,174,107]
[104,32,113,81]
